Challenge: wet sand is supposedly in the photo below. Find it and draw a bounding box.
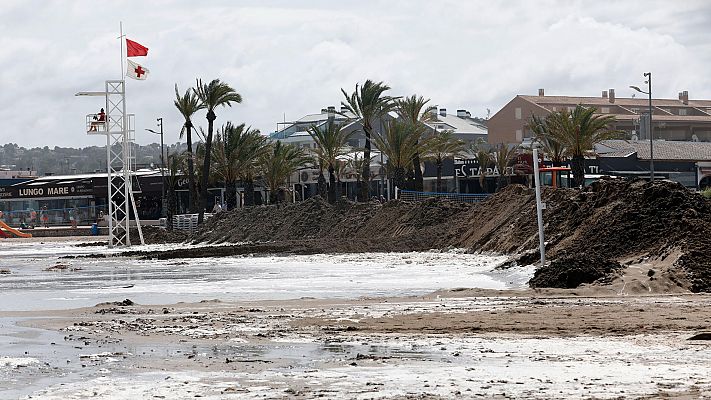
[3,289,709,399]
[18,289,711,343]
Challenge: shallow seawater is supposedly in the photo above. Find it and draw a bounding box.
[0,240,531,311]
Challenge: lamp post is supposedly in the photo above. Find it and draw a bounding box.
[146,117,165,216]
[630,72,654,182]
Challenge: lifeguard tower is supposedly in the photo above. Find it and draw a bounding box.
[76,80,144,248]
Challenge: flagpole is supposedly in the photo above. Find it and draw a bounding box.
[119,21,124,80]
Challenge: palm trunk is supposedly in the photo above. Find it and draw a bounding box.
[225,179,237,210]
[436,162,443,192]
[327,164,336,204]
[572,154,585,188]
[359,126,371,202]
[185,123,198,213]
[317,169,327,199]
[244,178,255,207]
[166,186,176,231]
[405,168,415,190]
[412,152,423,191]
[269,187,279,205]
[496,175,506,192]
[479,173,487,193]
[199,112,215,224]
[354,177,361,202]
[393,166,406,194]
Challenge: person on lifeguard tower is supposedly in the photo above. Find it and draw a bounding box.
[89,108,106,132]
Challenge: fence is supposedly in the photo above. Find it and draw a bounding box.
[398,190,490,203]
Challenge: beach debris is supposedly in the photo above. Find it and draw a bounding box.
[74,241,108,247]
[688,333,711,341]
[43,263,70,271]
[93,299,135,309]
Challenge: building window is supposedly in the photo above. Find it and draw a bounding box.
[516,130,522,142]
[551,107,557,111]
[679,108,687,116]
[601,107,610,114]
[631,108,639,114]
[515,107,522,120]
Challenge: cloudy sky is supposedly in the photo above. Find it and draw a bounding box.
[1,0,710,148]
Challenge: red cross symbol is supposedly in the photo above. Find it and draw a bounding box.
[134,65,146,78]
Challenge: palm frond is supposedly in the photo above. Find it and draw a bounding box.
[174,84,204,134]
[307,120,354,172]
[340,80,397,129]
[373,120,428,173]
[423,130,466,165]
[194,78,243,112]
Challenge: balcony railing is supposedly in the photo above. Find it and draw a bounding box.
[86,114,107,134]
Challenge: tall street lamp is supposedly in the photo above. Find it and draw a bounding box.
[630,72,654,181]
[146,118,165,216]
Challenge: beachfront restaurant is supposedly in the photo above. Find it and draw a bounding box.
[0,170,234,227]
[0,171,167,226]
[0,174,104,226]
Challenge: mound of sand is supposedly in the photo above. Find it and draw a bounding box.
[162,178,711,292]
[191,196,470,251]
[528,255,623,289]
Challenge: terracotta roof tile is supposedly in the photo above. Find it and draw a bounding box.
[597,139,711,161]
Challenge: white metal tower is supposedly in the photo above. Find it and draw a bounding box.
[77,80,144,248]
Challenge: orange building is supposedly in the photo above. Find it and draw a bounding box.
[488,89,711,145]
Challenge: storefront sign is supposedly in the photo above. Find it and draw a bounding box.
[454,159,516,178]
[0,181,94,199]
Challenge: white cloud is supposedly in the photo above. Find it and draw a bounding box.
[0,0,710,148]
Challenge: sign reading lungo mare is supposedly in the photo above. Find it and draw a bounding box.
[0,180,94,200]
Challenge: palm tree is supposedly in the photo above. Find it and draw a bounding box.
[234,131,269,207]
[528,114,566,164]
[395,95,436,191]
[492,143,518,192]
[307,120,354,203]
[174,84,204,213]
[424,130,466,192]
[194,78,242,223]
[374,121,429,192]
[341,80,396,201]
[347,154,371,201]
[474,149,491,193]
[212,122,262,210]
[545,105,620,187]
[192,141,208,198]
[316,160,328,199]
[259,141,310,204]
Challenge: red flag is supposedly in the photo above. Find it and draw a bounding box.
[126,38,148,57]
